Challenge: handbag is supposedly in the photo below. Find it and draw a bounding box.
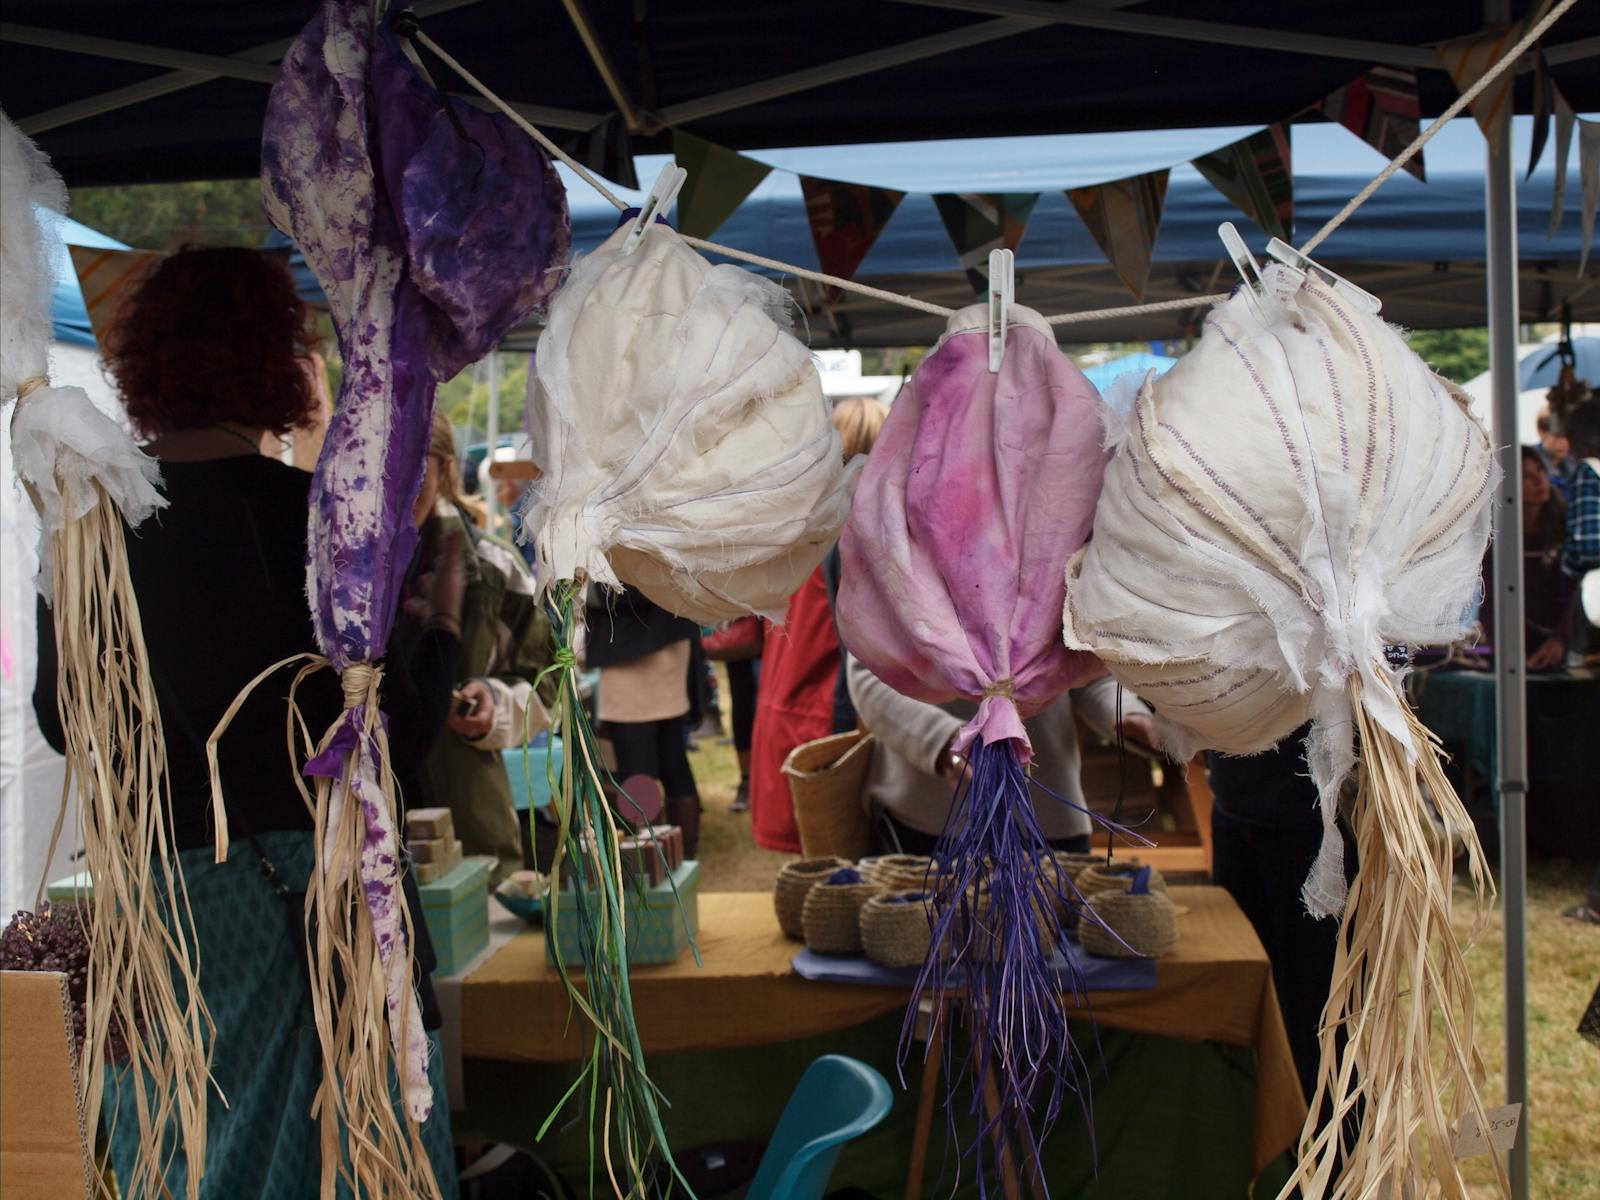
[782,729,876,860]
[701,616,764,662]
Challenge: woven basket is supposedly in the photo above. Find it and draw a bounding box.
[774,857,850,940]
[872,854,935,893]
[860,891,935,968]
[1043,852,1102,929]
[1080,890,1179,959]
[784,731,876,861]
[801,880,880,955]
[936,888,1055,963]
[1078,860,1167,901]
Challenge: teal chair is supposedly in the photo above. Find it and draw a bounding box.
[745,1055,893,1200]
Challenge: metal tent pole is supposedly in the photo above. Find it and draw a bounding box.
[1484,1,1528,1193]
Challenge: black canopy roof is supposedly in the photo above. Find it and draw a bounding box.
[4,0,1597,187]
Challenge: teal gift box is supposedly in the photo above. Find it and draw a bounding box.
[418,856,492,977]
[545,859,699,967]
[503,732,562,813]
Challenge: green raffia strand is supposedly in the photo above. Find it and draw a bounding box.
[533,582,700,1198]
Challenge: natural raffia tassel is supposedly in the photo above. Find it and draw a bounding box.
[1279,674,1499,1200]
[43,474,214,1200]
[282,659,441,1199]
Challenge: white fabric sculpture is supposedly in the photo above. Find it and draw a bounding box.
[2,110,209,1200]
[525,221,856,623]
[1063,263,1501,1200]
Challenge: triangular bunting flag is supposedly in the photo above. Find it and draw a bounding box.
[561,113,639,191]
[798,177,905,307]
[1579,117,1600,276]
[1550,89,1577,239]
[672,130,772,239]
[1527,52,1554,181]
[1437,22,1523,139]
[1193,125,1293,243]
[932,193,1039,293]
[1317,66,1425,182]
[69,245,164,351]
[1065,169,1169,299]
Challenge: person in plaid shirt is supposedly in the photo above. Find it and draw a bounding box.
[1561,402,1600,581]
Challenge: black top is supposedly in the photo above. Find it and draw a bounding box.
[33,455,459,852]
[583,584,698,669]
[1205,724,1322,830]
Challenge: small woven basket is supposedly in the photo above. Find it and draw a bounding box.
[801,880,880,955]
[1043,852,1101,930]
[859,891,934,968]
[1080,890,1179,959]
[872,854,935,893]
[936,888,1055,963]
[774,857,850,940]
[1078,860,1167,901]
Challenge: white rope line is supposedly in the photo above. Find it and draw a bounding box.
[420,0,1576,330]
[1046,292,1229,326]
[678,235,956,316]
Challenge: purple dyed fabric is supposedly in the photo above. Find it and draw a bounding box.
[259,0,569,1123]
[837,308,1108,759]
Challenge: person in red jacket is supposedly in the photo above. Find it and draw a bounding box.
[749,397,888,852]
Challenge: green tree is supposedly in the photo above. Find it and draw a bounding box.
[1405,327,1490,385]
[69,180,273,251]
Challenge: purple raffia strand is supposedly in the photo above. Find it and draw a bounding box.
[897,738,1103,1199]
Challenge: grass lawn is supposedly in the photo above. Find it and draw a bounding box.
[688,723,1600,1195]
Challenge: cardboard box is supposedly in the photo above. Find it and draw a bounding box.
[417,857,492,976]
[545,859,700,967]
[0,972,92,1199]
[408,838,462,864]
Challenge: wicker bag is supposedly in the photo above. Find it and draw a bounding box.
[801,879,880,955]
[1080,890,1179,959]
[783,731,875,861]
[774,857,850,940]
[859,892,934,968]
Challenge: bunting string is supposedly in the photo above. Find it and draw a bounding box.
[418,1,1576,329]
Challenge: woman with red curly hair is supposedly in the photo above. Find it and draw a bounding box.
[33,248,464,1198]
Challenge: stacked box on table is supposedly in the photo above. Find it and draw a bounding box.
[416,856,491,977]
[545,859,699,967]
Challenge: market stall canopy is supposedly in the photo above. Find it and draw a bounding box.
[531,116,1596,346]
[3,1,1598,187]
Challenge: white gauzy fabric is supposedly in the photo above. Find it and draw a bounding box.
[0,113,164,595]
[0,110,65,399]
[524,222,856,623]
[1063,265,1496,916]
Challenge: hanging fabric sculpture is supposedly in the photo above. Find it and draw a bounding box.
[523,214,856,1186]
[255,2,567,1194]
[1062,265,1499,1199]
[1,112,214,1200]
[835,304,1117,1195]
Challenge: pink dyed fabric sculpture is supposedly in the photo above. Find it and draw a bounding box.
[837,303,1113,1193]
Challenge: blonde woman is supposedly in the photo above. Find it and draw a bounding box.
[398,410,555,883]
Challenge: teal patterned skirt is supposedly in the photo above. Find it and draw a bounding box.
[106,831,458,1199]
